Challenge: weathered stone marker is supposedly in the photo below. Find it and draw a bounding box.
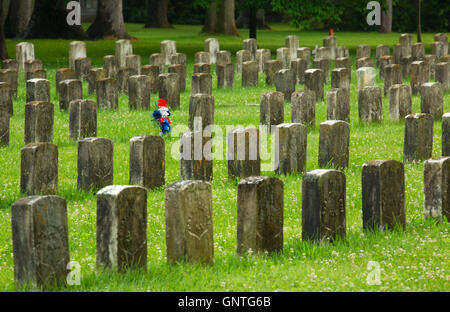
[400,33,413,56]
[180,131,213,181]
[434,33,449,55]
[96,185,147,272]
[277,47,290,69]
[24,60,43,80]
[331,68,350,91]
[236,49,252,73]
[242,60,258,87]
[11,195,69,290]
[265,60,282,86]
[168,64,186,92]
[129,135,165,189]
[215,50,231,67]
[69,99,97,140]
[443,113,450,157]
[243,38,258,59]
[357,44,371,59]
[291,58,307,84]
[389,84,412,121]
[59,79,82,111]
[161,40,176,65]
[393,43,402,65]
[55,68,76,95]
[21,142,58,195]
[103,55,119,79]
[302,169,346,241]
[142,65,160,94]
[69,41,86,69]
[195,51,210,64]
[319,120,350,169]
[193,63,210,74]
[24,101,54,144]
[189,93,215,131]
[74,57,91,81]
[159,73,180,109]
[304,69,324,102]
[420,82,443,119]
[275,69,295,101]
[336,46,349,59]
[291,90,316,128]
[126,54,142,75]
[0,69,18,98]
[323,36,337,60]
[237,176,284,254]
[327,88,350,122]
[378,55,393,79]
[362,160,405,230]
[115,39,133,67]
[356,57,374,69]
[403,113,433,162]
[204,38,219,64]
[87,68,106,95]
[412,43,425,61]
[384,64,402,96]
[26,79,50,103]
[260,91,284,130]
[26,68,46,81]
[16,42,35,72]
[358,86,382,123]
[275,123,307,175]
[128,75,151,110]
[228,127,260,179]
[217,63,234,88]
[286,35,300,60]
[150,53,165,73]
[0,109,9,146]
[424,156,450,222]
[0,82,12,115]
[400,56,413,79]
[2,59,18,71]
[431,41,445,60]
[165,180,213,265]
[297,47,311,68]
[313,58,330,83]
[376,45,390,67]
[191,73,212,95]
[78,137,113,191]
[410,61,428,95]
[424,54,438,80]
[435,62,449,91]
[256,48,271,73]
[171,53,187,66]
[118,67,134,94]
[315,47,331,61]
[96,78,118,110]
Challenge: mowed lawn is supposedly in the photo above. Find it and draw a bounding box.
[0,24,448,291]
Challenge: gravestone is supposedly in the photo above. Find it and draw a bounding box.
[331,68,350,91]
[26,68,46,81]
[335,57,352,80]
[401,55,413,78]
[297,47,311,68]
[286,35,299,60]
[421,82,443,119]
[376,45,390,67]
[96,78,118,110]
[315,47,331,61]
[291,58,307,84]
[165,180,213,265]
[277,47,290,69]
[195,51,210,64]
[393,43,402,64]
[16,42,35,71]
[0,82,12,115]
[103,55,119,79]
[193,63,211,74]
[215,50,231,67]
[191,73,212,96]
[265,60,282,86]
[243,38,258,59]
[275,123,307,175]
[389,84,412,121]
[118,67,134,94]
[168,64,186,92]
[336,46,349,58]
[159,73,180,109]
[434,33,449,55]
[403,113,433,162]
[431,41,445,61]
[170,53,187,66]
[189,93,215,131]
[410,61,427,95]
[24,60,42,80]
[0,69,18,98]
[326,88,350,122]
[356,67,376,90]
[11,195,69,290]
[78,137,113,191]
[69,41,86,69]
[126,54,142,75]
[217,63,234,88]
[55,68,76,95]
[128,75,151,110]
[2,59,18,71]
[443,113,450,156]
[323,36,337,60]
[149,53,165,73]
[21,142,58,195]
[115,39,133,67]
[24,101,54,144]
[237,176,284,254]
[423,54,437,79]
[304,69,324,101]
[141,65,160,93]
[291,90,316,128]
[378,55,393,79]
[358,86,382,122]
[96,185,147,272]
[356,57,374,69]
[26,79,50,103]
[274,69,295,101]
[319,120,350,169]
[412,43,425,61]
[161,40,176,65]
[204,38,219,64]
[362,160,405,230]
[228,127,260,179]
[423,156,450,222]
[236,50,252,73]
[313,58,330,83]
[59,79,82,111]
[0,109,8,146]
[180,131,213,181]
[435,62,450,91]
[129,135,165,189]
[256,49,271,73]
[87,68,106,95]
[384,64,402,96]
[302,169,346,241]
[356,44,371,59]
[69,99,97,140]
[400,33,412,57]
[260,91,284,130]
[242,61,258,87]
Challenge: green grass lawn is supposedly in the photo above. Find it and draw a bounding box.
[0,24,448,292]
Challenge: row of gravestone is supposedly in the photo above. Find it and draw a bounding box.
[11,154,449,290]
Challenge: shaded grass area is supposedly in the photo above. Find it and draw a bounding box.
[0,24,448,291]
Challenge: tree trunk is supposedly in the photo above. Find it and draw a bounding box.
[216,0,239,37]
[417,0,422,42]
[201,1,217,34]
[20,0,86,39]
[5,0,34,38]
[145,0,172,28]
[237,8,270,30]
[379,0,392,33]
[249,8,257,39]
[0,0,9,60]
[87,0,131,39]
